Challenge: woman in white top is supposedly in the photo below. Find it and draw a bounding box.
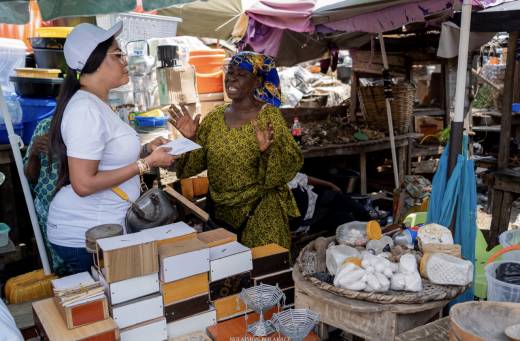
[46,23,175,275]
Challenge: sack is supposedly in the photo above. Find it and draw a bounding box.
[112,186,178,233]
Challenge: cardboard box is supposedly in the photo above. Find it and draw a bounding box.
[98,270,160,306]
[33,298,118,341]
[213,293,250,321]
[166,308,217,339]
[144,222,197,248]
[209,242,252,282]
[251,244,290,278]
[111,293,163,329]
[209,271,251,301]
[96,231,158,283]
[253,268,293,290]
[161,272,209,306]
[54,297,109,330]
[164,294,211,323]
[120,317,167,341]
[414,116,444,135]
[197,228,237,248]
[159,239,210,283]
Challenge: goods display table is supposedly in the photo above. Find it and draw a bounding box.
[293,266,449,341]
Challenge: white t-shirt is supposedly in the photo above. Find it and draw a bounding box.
[47,90,140,248]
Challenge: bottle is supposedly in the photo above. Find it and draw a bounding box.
[291,117,302,144]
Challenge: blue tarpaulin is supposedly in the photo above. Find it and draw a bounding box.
[427,135,477,302]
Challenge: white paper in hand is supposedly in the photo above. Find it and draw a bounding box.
[160,137,201,156]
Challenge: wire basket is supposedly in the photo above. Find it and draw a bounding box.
[239,284,285,336]
[271,308,320,341]
[358,83,415,134]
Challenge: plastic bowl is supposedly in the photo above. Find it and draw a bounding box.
[10,76,63,98]
[33,48,67,73]
[499,230,520,262]
[485,261,520,302]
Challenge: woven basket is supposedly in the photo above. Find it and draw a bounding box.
[358,83,415,134]
[297,237,467,304]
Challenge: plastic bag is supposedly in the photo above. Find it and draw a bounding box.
[496,263,520,285]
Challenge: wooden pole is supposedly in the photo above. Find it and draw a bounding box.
[498,31,518,170]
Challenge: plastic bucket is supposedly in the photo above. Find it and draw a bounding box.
[19,97,56,144]
[0,122,23,145]
[189,54,226,74]
[189,49,226,57]
[499,230,520,261]
[0,223,10,247]
[485,261,520,302]
[196,71,224,94]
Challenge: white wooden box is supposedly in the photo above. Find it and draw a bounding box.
[111,293,163,329]
[97,269,160,305]
[120,317,167,341]
[144,222,197,247]
[166,308,217,339]
[209,242,252,282]
[160,239,210,283]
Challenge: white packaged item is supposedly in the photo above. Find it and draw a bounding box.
[111,293,163,329]
[0,38,26,93]
[209,241,252,282]
[120,317,167,341]
[420,253,473,286]
[418,223,454,245]
[166,308,217,338]
[336,221,369,247]
[326,244,360,275]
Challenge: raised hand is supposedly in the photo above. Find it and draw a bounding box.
[252,120,274,153]
[168,104,201,140]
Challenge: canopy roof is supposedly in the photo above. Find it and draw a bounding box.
[0,0,194,24]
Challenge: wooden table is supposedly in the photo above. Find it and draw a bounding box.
[293,267,449,341]
[207,309,320,341]
[302,133,421,194]
[489,168,520,247]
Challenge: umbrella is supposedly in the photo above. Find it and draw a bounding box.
[158,0,256,40]
[0,0,194,25]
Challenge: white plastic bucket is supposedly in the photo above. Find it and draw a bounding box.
[485,261,520,302]
[499,230,520,261]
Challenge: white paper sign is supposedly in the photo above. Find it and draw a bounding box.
[160,137,201,156]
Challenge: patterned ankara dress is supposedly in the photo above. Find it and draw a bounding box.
[23,117,64,272]
[176,104,303,249]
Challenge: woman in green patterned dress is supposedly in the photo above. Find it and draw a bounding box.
[23,117,65,273]
[170,52,303,249]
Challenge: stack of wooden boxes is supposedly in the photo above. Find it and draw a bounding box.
[251,244,294,308]
[199,229,253,322]
[157,224,216,339]
[32,272,119,340]
[93,229,166,341]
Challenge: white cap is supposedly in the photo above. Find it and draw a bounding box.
[64,22,123,71]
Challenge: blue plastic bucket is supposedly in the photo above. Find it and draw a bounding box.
[134,116,168,127]
[19,97,56,144]
[0,122,23,145]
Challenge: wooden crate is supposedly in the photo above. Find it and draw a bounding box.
[33,298,118,341]
[120,317,167,341]
[197,228,237,248]
[251,244,290,278]
[144,222,197,248]
[213,293,249,322]
[164,294,211,323]
[166,308,216,339]
[209,271,251,301]
[54,297,109,330]
[96,232,158,283]
[111,293,163,329]
[209,242,252,282]
[159,239,209,283]
[96,270,159,306]
[161,273,209,306]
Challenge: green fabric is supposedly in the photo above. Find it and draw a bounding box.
[0,0,197,24]
[158,0,243,39]
[23,117,64,273]
[0,1,30,25]
[176,104,303,249]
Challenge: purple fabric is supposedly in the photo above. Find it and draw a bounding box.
[245,0,316,32]
[243,18,286,57]
[322,0,455,33]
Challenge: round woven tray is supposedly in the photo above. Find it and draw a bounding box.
[297,237,468,305]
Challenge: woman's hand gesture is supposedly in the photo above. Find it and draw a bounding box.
[168,104,201,140]
[252,120,274,153]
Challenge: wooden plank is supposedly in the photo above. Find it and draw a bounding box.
[395,317,450,341]
[489,190,505,249]
[164,185,210,222]
[164,294,210,323]
[412,159,439,174]
[161,272,209,306]
[411,145,444,158]
[8,301,34,330]
[360,152,367,195]
[398,146,407,185]
[197,228,237,248]
[498,31,519,170]
[472,68,503,91]
[351,72,358,119]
